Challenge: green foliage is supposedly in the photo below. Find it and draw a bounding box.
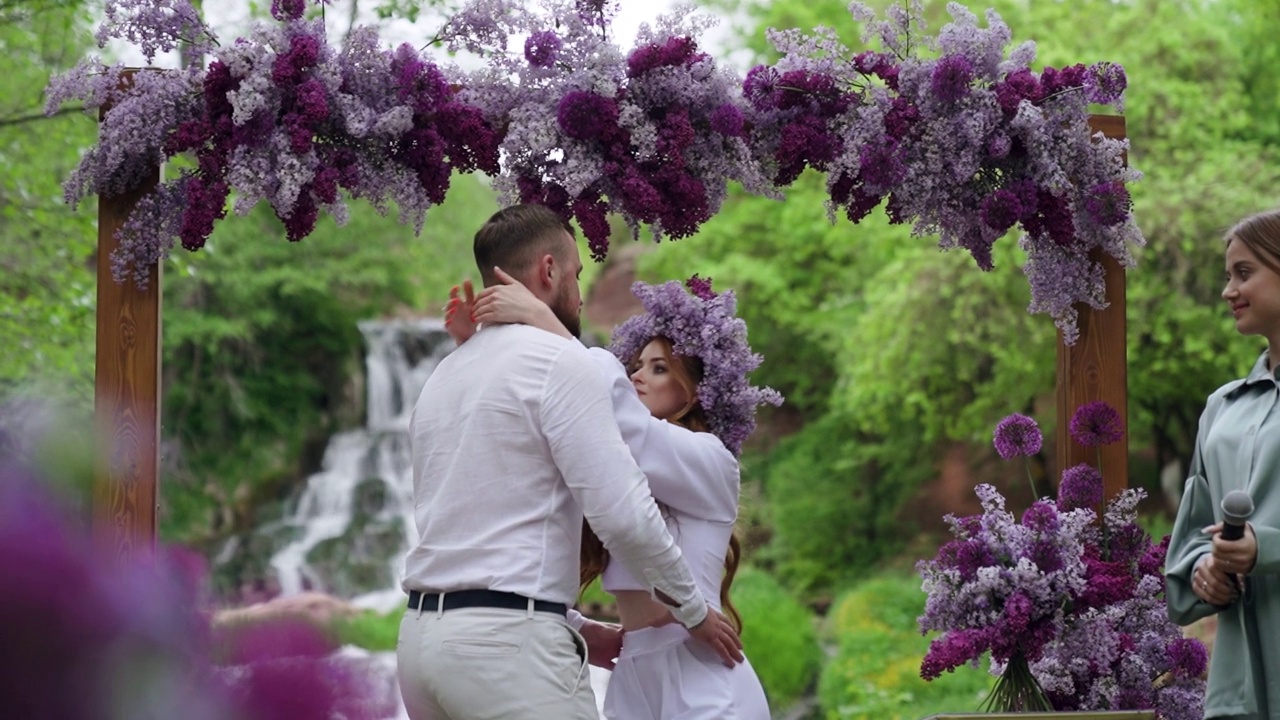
[159,174,499,546]
[0,1,97,403]
[764,411,937,592]
[819,574,992,720]
[733,565,823,708]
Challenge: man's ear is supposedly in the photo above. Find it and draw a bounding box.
[534,252,556,290]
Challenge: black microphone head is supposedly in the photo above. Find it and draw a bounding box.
[1221,490,1254,525]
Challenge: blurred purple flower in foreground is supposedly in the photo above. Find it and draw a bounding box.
[0,449,386,720]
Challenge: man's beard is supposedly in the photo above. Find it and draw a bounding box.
[550,285,581,339]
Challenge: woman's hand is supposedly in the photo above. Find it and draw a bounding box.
[1192,553,1240,605]
[1206,520,1258,579]
[444,280,478,346]
[473,266,572,339]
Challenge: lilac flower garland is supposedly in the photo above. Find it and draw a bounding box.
[455,0,774,260]
[744,1,1143,343]
[46,0,500,288]
[918,402,1206,718]
[49,0,1143,345]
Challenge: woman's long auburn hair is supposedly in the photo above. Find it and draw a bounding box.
[579,337,744,633]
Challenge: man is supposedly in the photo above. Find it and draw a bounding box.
[397,204,743,720]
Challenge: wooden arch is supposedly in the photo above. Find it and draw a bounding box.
[90,113,1130,562]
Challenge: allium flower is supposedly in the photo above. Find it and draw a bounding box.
[1069,400,1124,447]
[1057,463,1102,511]
[993,413,1042,459]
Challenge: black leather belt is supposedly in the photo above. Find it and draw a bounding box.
[407,589,567,616]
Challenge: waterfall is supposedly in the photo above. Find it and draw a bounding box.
[267,318,453,612]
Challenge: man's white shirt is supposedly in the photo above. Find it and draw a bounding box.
[403,323,707,628]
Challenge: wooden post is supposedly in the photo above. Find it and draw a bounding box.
[1056,114,1128,501]
[93,69,162,563]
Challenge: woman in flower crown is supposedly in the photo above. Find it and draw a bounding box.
[1166,208,1280,720]
[447,268,779,719]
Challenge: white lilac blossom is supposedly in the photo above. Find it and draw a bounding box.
[918,409,1206,717]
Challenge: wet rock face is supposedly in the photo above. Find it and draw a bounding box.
[306,477,404,598]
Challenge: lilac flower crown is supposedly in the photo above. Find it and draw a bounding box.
[608,276,783,455]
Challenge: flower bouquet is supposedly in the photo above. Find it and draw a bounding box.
[917,402,1206,718]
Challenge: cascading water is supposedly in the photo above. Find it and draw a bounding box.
[267,318,453,612]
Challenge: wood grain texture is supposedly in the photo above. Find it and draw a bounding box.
[1055,115,1128,502]
[93,69,161,563]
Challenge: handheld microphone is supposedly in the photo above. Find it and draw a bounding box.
[1221,490,1254,542]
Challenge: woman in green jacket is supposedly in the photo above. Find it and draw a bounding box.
[1167,208,1280,719]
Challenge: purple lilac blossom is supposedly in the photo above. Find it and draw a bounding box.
[47,7,501,286]
[930,54,975,103]
[271,0,308,21]
[0,451,385,720]
[524,30,562,68]
[1083,180,1133,227]
[993,413,1042,459]
[1069,400,1125,447]
[50,0,1145,344]
[463,2,771,257]
[685,274,716,300]
[96,0,216,64]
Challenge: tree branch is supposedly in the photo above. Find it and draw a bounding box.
[0,105,86,128]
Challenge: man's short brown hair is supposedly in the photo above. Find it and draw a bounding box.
[473,204,576,286]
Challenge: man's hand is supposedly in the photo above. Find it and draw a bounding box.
[578,619,623,670]
[685,609,744,667]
